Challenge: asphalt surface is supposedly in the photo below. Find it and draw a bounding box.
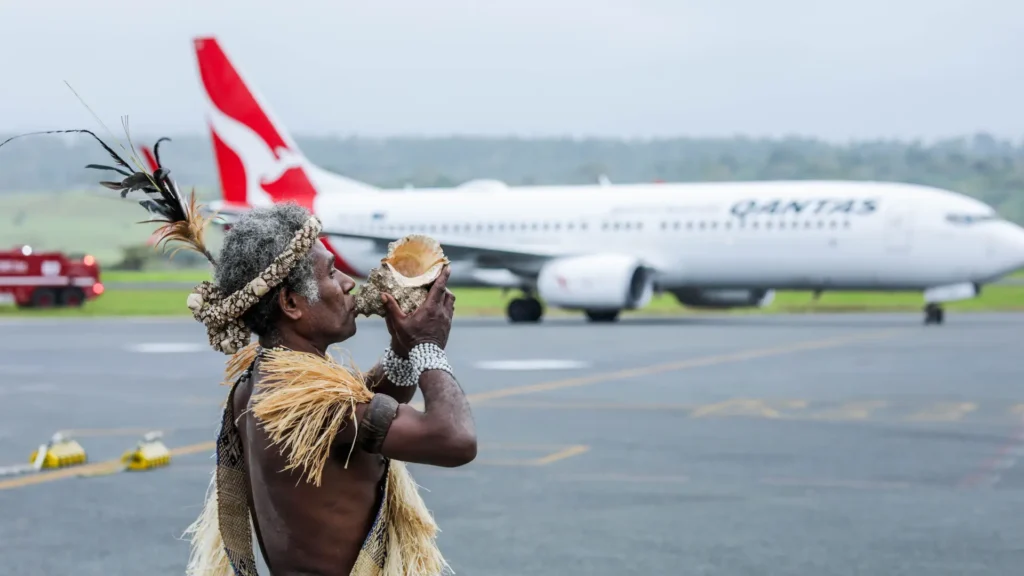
[0,313,1022,575]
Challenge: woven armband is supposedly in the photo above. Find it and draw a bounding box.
[358,393,400,454]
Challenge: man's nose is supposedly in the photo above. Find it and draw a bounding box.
[342,276,357,293]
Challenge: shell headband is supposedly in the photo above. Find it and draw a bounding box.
[0,128,322,355]
[188,215,323,354]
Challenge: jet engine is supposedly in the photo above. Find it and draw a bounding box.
[536,254,654,310]
[670,288,776,309]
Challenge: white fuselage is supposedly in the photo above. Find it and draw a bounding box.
[186,35,1024,305]
[311,179,1024,292]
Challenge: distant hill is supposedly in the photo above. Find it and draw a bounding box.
[1,132,1022,224]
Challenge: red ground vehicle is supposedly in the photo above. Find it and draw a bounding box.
[0,246,104,308]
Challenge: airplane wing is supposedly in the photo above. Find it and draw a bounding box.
[321,227,568,268]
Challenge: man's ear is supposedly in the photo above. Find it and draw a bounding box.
[277,286,304,321]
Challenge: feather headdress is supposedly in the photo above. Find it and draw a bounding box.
[0,127,217,265]
[1,118,322,355]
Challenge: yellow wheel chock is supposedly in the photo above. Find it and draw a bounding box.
[121,431,171,471]
[28,433,88,470]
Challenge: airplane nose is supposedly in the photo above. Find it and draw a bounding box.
[1015,230,1024,266]
[1004,224,1024,270]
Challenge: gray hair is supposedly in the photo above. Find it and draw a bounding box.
[214,202,321,342]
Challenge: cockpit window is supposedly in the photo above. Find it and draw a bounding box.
[946,213,1000,225]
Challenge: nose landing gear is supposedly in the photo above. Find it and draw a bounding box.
[924,303,945,325]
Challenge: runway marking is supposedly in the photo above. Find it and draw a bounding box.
[0,329,898,491]
[691,398,808,419]
[473,359,591,371]
[57,428,168,438]
[170,442,216,457]
[480,400,701,411]
[808,400,888,421]
[907,402,977,422]
[553,473,689,484]
[462,329,900,404]
[475,398,1024,425]
[476,444,590,466]
[0,383,57,396]
[531,445,590,465]
[760,476,911,490]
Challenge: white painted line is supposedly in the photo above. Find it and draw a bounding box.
[0,383,58,397]
[126,342,208,354]
[473,359,591,371]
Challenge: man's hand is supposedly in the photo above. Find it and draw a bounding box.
[382,266,455,356]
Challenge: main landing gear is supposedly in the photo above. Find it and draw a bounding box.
[505,295,622,324]
[507,296,543,323]
[924,303,945,325]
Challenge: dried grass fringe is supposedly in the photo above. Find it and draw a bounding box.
[182,466,233,576]
[249,347,374,486]
[383,460,453,576]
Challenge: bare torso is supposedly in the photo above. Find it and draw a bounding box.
[233,361,388,576]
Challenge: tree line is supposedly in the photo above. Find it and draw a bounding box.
[1,132,1022,223]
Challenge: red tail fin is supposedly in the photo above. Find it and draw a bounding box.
[192,36,317,210]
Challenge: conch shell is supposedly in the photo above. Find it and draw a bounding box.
[354,234,449,317]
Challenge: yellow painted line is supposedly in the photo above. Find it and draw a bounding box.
[480,443,583,450]
[481,400,700,411]
[0,329,897,491]
[57,428,167,438]
[476,444,590,467]
[808,400,888,421]
[0,460,118,490]
[531,445,590,466]
[170,442,215,457]
[691,398,808,419]
[410,329,900,410]
[907,402,977,422]
[554,473,690,484]
[0,441,216,491]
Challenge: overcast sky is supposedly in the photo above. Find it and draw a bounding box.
[1,0,1021,142]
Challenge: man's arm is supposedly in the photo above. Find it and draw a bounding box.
[346,266,475,467]
[335,363,475,468]
[376,367,475,467]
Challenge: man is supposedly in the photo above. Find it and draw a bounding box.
[183,203,477,576]
[0,128,467,574]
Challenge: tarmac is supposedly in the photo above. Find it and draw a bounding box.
[0,312,1023,575]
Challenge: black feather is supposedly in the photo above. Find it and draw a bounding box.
[152,137,171,168]
[85,163,133,177]
[0,129,214,264]
[0,128,132,172]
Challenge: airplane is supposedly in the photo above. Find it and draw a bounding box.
[162,36,1024,326]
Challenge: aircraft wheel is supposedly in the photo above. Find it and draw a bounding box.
[584,309,620,323]
[924,303,944,325]
[507,297,543,323]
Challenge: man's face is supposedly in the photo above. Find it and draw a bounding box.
[292,242,358,345]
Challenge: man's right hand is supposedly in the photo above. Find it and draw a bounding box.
[382,265,455,355]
